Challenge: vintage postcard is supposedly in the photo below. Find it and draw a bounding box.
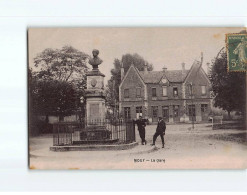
[28,27,247,169]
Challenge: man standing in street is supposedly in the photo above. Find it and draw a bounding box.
[135,115,147,145]
[151,117,166,148]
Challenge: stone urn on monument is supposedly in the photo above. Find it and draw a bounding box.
[81,49,110,141]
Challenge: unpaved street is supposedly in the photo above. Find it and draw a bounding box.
[29,123,247,169]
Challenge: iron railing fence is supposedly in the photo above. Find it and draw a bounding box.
[52,122,83,146]
[52,119,135,146]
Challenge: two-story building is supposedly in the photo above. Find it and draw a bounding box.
[119,61,212,123]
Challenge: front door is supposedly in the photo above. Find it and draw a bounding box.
[201,104,208,121]
[188,105,196,122]
[162,106,169,122]
[173,105,180,122]
[152,106,158,122]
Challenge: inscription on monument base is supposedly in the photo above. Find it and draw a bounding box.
[90,103,100,121]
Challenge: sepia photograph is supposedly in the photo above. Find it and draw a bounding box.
[28,27,247,169]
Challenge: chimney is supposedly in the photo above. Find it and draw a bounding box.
[162,65,167,72]
[182,62,185,72]
[181,62,186,77]
[206,62,210,75]
[144,62,148,73]
[121,61,124,81]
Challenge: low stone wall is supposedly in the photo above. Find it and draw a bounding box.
[50,142,138,152]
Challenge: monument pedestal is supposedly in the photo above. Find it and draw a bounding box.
[85,69,106,123]
[86,97,105,123]
[82,68,110,141]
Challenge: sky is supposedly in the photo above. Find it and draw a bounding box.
[28,27,246,82]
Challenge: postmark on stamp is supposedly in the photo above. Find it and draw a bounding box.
[226,33,247,72]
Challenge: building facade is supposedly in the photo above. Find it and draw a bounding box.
[119,61,212,123]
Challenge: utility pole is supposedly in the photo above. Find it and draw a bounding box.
[190,82,194,129]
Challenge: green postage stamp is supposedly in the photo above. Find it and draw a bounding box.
[226,34,247,72]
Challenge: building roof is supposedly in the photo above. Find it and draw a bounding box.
[138,69,190,83]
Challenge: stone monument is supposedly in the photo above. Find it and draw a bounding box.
[85,49,106,123]
[81,49,110,141]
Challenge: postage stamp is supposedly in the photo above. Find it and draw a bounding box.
[226,33,247,72]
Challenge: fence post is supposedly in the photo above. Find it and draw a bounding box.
[52,125,54,146]
[71,128,72,145]
[133,120,136,142]
[57,124,59,146]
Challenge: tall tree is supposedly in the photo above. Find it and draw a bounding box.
[209,51,246,119]
[29,77,79,121]
[33,46,89,82]
[30,46,89,122]
[106,53,153,111]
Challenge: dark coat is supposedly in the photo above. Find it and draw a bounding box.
[135,119,146,131]
[156,119,166,133]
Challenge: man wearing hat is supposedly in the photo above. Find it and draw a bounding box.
[151,117,166,148]
[135,115,147,145]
